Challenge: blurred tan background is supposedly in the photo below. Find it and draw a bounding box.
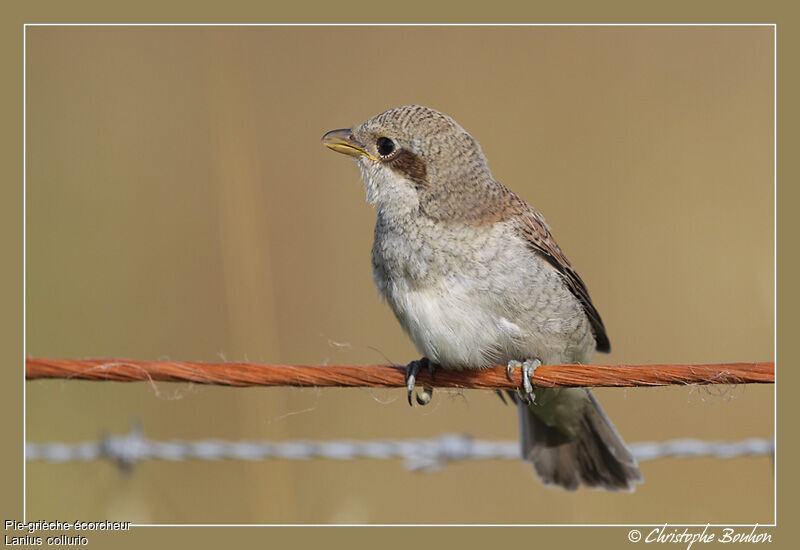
[25,26,773,524]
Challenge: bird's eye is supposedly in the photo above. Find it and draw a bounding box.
[376,137,396,157]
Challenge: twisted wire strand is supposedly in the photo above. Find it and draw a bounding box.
[25,428,774,473]
[25,358,775,389]
[25,359,774,472]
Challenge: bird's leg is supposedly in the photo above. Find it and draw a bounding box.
[506,358,541,404]
[404,357,436,406]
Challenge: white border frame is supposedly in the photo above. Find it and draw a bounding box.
[22,22,778,529]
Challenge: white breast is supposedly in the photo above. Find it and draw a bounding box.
[370,201,596,368]
[385,275,522,368]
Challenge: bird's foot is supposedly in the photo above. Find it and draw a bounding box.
[506,358,541,405]
[405,357,436,406]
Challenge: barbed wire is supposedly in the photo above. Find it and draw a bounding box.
[25,359,775,473]
[25,426,774,473]
[25,357,775,389]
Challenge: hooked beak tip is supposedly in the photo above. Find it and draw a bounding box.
[322,128,374,160]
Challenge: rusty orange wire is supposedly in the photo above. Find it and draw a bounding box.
[25,357,774,389]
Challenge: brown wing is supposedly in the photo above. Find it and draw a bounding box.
[514,201,611,353]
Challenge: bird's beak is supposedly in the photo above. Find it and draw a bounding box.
[322,128,376,161]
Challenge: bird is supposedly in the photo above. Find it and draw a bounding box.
[322,105,642,491]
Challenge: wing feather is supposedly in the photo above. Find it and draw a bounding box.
[509,195,611,353]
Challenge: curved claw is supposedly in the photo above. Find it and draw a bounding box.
[507,359,541,405]
[522,359,541,404]
[405,358,436,406]
[416,388,433,405]
[506,360,521,383]
[406,367,418,406]
[495,390,509,405]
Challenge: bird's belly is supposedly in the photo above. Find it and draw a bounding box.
[385,278,510,368]
[382,271,596,369]
[372,221,596,368]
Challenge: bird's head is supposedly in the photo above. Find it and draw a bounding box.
[323,105,492,217]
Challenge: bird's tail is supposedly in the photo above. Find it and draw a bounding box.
[517,388,642,491]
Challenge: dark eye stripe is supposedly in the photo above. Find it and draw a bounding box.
[386,150,427,187]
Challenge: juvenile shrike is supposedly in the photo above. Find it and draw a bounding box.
[323,105,642,491]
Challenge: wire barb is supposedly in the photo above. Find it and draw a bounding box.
[25,358,774,389]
